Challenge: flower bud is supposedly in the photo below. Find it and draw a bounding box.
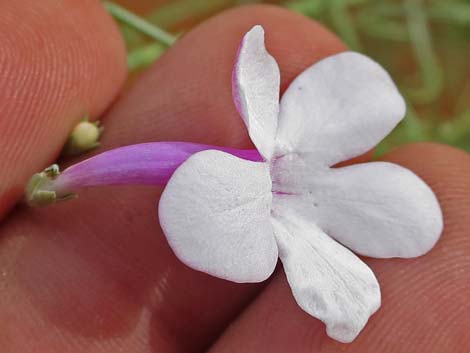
[63,118,103,156]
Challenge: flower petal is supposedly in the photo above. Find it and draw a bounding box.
[272,159,443,258]
[232,25,280,160]
[271,211,381,343]
[159,150,277,283]
[275,52,406,166]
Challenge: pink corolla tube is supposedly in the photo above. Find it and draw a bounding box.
[42,142,261,198]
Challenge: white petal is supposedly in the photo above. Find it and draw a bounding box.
[275,52,406,166]
[232,25,280,160]
[159,150,277,283]
[272,158,443,258]
[271,211,381,343]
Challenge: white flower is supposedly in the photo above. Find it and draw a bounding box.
[158,25,443,343]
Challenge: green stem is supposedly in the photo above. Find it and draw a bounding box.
[285,0,326,18]
[357,8,409,42]
[404,0,443,104]
[104,1,177,46]
[148,0,230,28]
[427,2,470,26]
[329,0,363,51]
[127,43,166,71]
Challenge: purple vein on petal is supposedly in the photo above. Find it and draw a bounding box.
[53,142,262,194]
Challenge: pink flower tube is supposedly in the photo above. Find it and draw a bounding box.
[26,142,262,205]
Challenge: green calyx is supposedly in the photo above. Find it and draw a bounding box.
[25,164,76,207]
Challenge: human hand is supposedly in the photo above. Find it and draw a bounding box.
[1,1,469,352]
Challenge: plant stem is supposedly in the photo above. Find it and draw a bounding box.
[127,43,166,71]
[148,0,230,28]
[329,0,363,51]
[103,1,177,46]
[404,0,443,104]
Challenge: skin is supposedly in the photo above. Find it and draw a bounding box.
[0,1,469,352]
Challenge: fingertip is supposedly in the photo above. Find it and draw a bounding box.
[0,0,127,217]
[381,142,469,171]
